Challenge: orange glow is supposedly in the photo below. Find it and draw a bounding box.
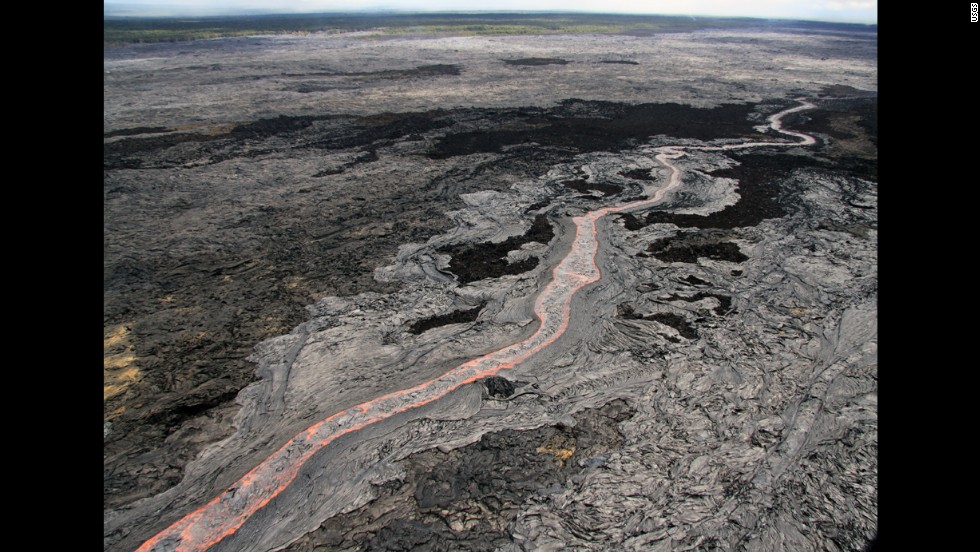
[135,100,816,552]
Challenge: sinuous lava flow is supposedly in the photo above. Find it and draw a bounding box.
[137,100,817,552]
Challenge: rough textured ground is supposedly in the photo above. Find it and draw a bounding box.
[104,24,876,552]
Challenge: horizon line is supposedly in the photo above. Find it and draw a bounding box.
[104,10,878,26]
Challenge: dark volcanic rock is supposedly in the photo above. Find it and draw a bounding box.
[647,312,698,339]
[483,376,516,398]
[428,100,763,159]
[438,214,555,284]
[682,275,710,286]
[281,64,462,81]
[644,232,749,264]
[353,64,462,79]
[621,99,877,232]
[619,168,655,180]
[105,99,766,174]
[365,519,458,551]
[792,96,877,148]
[640,152,824,230]
[103,111,455,170]
[285,401,635,552]
[503,58,569,65]
[409,303,486,335]
[524,200,550,212]
[617,212,645,231]
[617,303,699,339]
[561,178,621,196]
[104,126,170,138]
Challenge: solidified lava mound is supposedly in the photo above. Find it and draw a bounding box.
[503,58,569,65]
[354,64,463,79]
[643,232,749,264]
[617,212,645,231]
[104,126,169,138]
[284,400,635,552]
[681,275,710,286]
[619,168,655,181]
[438,214,555,284]
[483,376,516,398]
[409,303,486,335]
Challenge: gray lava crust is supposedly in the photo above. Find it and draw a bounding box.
[104,26,876,552]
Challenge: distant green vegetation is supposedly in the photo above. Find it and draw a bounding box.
[104,14,362,44]
[104,12,873,45]
[104,27,266,43]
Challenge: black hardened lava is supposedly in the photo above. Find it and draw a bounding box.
[103,111,456,170]
[642,232,749,263]
[562,178,622,196]
[502,58,569,65]
[438,214,555,284]
[619,98,877,232]
[282,64,462,80]
[641,153,825,230]
[483,376,516,398]
[104,126,170,138]
[428,100,763,159]
[617,303,699,340]
[105,101,765,171]
[619,168,655,180]
[794,95,877,148]
[631,152,874,232]
[408,303,486,335]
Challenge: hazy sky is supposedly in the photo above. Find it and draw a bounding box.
[104,1,877,24]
